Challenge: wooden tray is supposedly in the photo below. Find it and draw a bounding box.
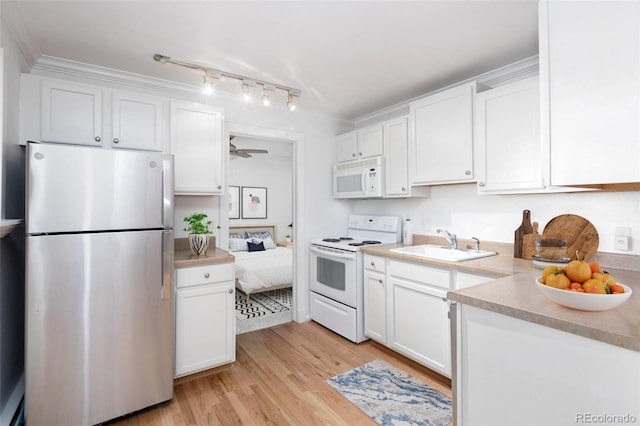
[542,214,599,260]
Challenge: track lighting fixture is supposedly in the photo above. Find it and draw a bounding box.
[153,53,301,110]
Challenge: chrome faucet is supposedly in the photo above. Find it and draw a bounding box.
[437,229,457,249]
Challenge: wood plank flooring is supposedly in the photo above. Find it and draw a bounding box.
[107,321,452,425]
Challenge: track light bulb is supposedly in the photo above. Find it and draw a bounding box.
[287,93,297,111]
[242,83,251,102]
[262,91,270,106]
[203,74,214,96]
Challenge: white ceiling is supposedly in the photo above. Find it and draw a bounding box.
[4,0,539,120]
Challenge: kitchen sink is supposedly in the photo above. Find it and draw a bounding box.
[390,244,497,262]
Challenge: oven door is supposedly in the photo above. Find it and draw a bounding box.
[309,245,359,307]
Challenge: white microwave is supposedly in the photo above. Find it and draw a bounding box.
[333,156,384,199]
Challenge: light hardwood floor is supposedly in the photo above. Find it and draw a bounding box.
[107,321,452,425]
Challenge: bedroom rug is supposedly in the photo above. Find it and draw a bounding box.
[327,359,452,426]
[235,288,292,334]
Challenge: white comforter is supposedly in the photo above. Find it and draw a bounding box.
[233,247,293,294]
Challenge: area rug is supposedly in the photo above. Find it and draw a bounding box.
[235,288,292,334]
[327,359,452,426]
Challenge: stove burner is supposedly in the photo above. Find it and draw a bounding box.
[339,237,353,240]
[322,238,341,242]
[362,240,381,245]
[348,242,365,246]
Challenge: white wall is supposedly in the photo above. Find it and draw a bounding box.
[353,184,640,255]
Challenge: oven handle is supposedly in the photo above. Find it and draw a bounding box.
[310,246,357,260]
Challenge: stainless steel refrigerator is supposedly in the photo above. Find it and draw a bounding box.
[25,142,174,425]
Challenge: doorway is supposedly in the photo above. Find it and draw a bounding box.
[223,122,306,327]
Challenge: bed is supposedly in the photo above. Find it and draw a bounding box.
[229,225,293,302]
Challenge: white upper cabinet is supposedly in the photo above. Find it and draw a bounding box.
[475,77,543,193]
[540,0,640,186]
[409,82,476,185]
[22,75,165,152]
[40,79,103,146]
[111,92,163,151]
[336,131,358,162]
[384,116,430,198]
[384,116,410,197]
[336,124,383,162]
[170,101,224,195]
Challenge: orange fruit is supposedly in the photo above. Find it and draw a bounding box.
[569,282,583,290]
[542,265,561,281]
[592,272,605,282]
[610,283,625,294]
[589,261,601,273]
[546,272,571,289]
[564,260,592,283]
[602,273,617,286]
[583,279,606,294]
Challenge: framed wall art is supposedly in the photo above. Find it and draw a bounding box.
[228,186,240,219]
[241,186,267,219]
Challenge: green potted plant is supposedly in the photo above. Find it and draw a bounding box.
[183,213,216,256]
[285,234,292,244]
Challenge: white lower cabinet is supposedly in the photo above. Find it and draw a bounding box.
[388,260,451,376]
[175,263,235,377]
[363,255,502,378]
[454,304,640,425]
[363,255,387,343]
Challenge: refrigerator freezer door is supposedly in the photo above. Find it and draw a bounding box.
[26,142,169,234]
[26,230,174,425]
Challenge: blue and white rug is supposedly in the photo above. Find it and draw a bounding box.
[327,359,452,426]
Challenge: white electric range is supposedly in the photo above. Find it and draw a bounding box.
[309,214,401,343]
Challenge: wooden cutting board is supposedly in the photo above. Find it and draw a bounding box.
[542,214,599,260]
[522,222,540,260]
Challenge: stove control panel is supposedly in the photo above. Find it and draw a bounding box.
[348,214,401,233]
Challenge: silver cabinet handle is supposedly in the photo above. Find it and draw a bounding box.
[217,185,222,189]
[352,153,356,157]
[359,152,363,156]
[378,279,383,284]
[370,261,375,267]
[204,272,210,278]
[228,288,233,294]
[113,138,119,144]
[401,187,407,191]
[465,170,471,175]
[94,136,101,142]
[479,182,486,187]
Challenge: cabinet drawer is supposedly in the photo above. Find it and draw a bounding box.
[364,254,386,273]
[176,262,234,288]
[388,260,451,289]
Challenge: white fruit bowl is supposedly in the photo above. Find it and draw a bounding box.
[535,279,633,311]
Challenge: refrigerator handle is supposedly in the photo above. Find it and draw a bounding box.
[161,230,174,300]
[162,156,174,229]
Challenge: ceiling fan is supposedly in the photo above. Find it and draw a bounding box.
[229,136,268,158]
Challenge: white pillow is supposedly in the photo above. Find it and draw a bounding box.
[229,238,248,252]
[250,236,276,250]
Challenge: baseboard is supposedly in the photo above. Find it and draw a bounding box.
[0,374,24,426]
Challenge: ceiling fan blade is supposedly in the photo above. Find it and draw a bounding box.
[237,151,252,158]
[237,149,268,154]
[229,143,238,152]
